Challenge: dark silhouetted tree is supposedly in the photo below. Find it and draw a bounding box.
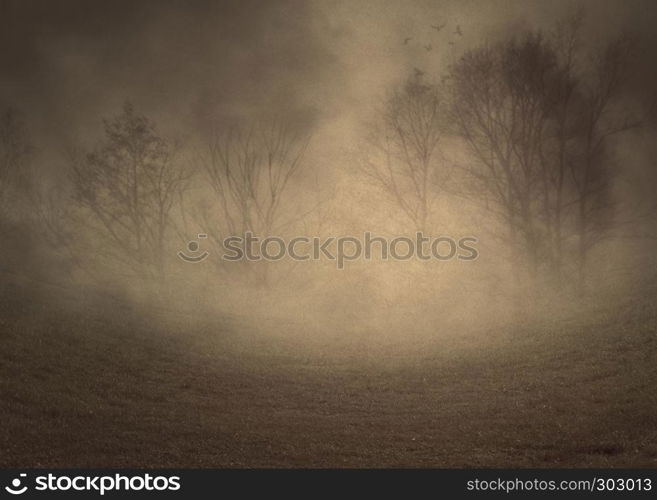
[446,20,642,290]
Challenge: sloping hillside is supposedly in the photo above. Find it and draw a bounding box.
[1,284,656,467]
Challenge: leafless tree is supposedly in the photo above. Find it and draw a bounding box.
[538,12,583,283]
[197,121,310,285]
[362,73,447,233]
[70,102,191,280]
[446,21,643,289]
[447,33,559,276]
[568,36,642,288]
[0,107,31,218]
[0,107,33,284]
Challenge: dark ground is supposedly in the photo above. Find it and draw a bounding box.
[1,284,656,467]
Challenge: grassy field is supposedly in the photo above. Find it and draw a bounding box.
[1,284,656,468]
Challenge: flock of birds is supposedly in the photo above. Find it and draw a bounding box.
[403,22,463,52]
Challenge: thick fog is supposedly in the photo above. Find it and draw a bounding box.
[1,0,657,350]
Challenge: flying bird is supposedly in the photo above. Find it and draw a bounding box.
[424,44,432,51]
[403,37,413,45]
[454,25,463,36]
[430,23,446,32]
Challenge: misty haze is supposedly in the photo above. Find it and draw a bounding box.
[1,0,657,468]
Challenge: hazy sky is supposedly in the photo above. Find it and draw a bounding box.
[1,0,656,151]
